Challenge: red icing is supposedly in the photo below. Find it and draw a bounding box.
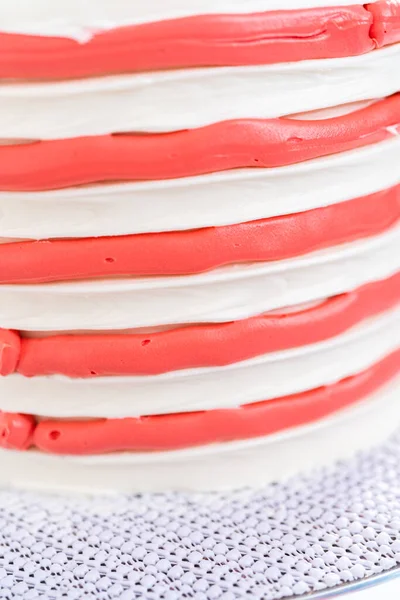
[368,1,400,47]
[0,412,35,450]
[15,272,400,377]
[1,95,399,191]
[0,329,20,376]
[32,349,400,454]
[0,6,375,80]
[1,186,399,283]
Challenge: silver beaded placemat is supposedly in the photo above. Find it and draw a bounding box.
[2,433,400,600]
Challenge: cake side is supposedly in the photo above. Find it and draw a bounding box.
[0,0,399,492]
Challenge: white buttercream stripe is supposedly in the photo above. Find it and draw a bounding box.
[0,306,399,418]
[0,45,398,139]
[0,375,398,494]
[0,0,379,39]
[0,223,398,331]
[1,137,400,239]
[17,301,326,337]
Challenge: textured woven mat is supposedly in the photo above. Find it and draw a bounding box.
[2,433,400,599]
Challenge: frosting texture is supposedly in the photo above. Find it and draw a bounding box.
[1,138,399,239]
[1,306,399,418]
[0,0,398,491]
[1,348,399,454]
[0,224,398,331]
[1,95,399,191]
[27,350,400,453]
[1,185,398,283]
[0,45,399,139]
[369,1,400,47]
[0,376,399,494]
[0,0,382,38]
[2,272,397,377]
[0,6,377,79]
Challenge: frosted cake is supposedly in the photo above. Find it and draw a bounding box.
[0,0,399,492]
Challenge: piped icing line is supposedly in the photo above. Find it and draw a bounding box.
[368,1,400,47]
[2,185,399,282]
[1,185,399,283]
[1,272,397,378]
[0,412,35,451]
[1,45,400,140]
[0,0,383,38]
[2,138,399,240]
[2,375,399,495]
[1,305,399,418]
[0,347,399,454]
[31,349,400,454]
[0,6,376,79]
[0,329,20,376]
[0,222,399,332]
[1,95,399,192]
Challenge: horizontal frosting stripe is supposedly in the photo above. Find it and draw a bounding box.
[5,272,398,377]
[0,224,398,332]
[0,0,381,38]
[1,376,399,494]
[2,139,399,240]
[1,45,399,139]
[0,413,34,451]
[1,95,399,191]
[1,348,399,454]
[368,1,400,47]
[0,6,375,79]
[29,349,400,454]
[1,306,399,418]
[1,186,398,283]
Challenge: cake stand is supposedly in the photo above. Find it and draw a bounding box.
[2,432,400,599]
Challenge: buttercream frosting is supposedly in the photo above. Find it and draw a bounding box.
[4,5,397,79]
[29,350,400,454]
[1,185,399,283]
[0,224,398,332]
[2,185,399,283]
[2,95,400,191]
[1,137,400,239]
[1,305,399,418]
[0,45,399,139]
[0,0,380,39]
[368,0,400,47]
[1,348,398,453]
[0,375,398,494]
[3,272,397,377]
[0,0,399,492]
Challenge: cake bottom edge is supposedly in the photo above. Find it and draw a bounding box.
[0,375,399,495]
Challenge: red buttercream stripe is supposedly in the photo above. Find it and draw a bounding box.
[0,95,399,191]
[33,349,400,454]
[367,0,400,47]
[1,186,399,283]
[0,6,374,80]
[17,272,400,377]
[0,412,35,450]
[0,329,21,376]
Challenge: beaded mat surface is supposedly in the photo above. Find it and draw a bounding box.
[2,433,400,599]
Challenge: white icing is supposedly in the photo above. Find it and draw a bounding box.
[0,45,398,139]
[1,306,399,418]
[0,375,398,494]
[0,223,399,332]
[20,300,327,337]
[0,0,379,40]
[1,137,400,239]
[288,99,377,120]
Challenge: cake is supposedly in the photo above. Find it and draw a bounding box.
[0,0,399,494]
